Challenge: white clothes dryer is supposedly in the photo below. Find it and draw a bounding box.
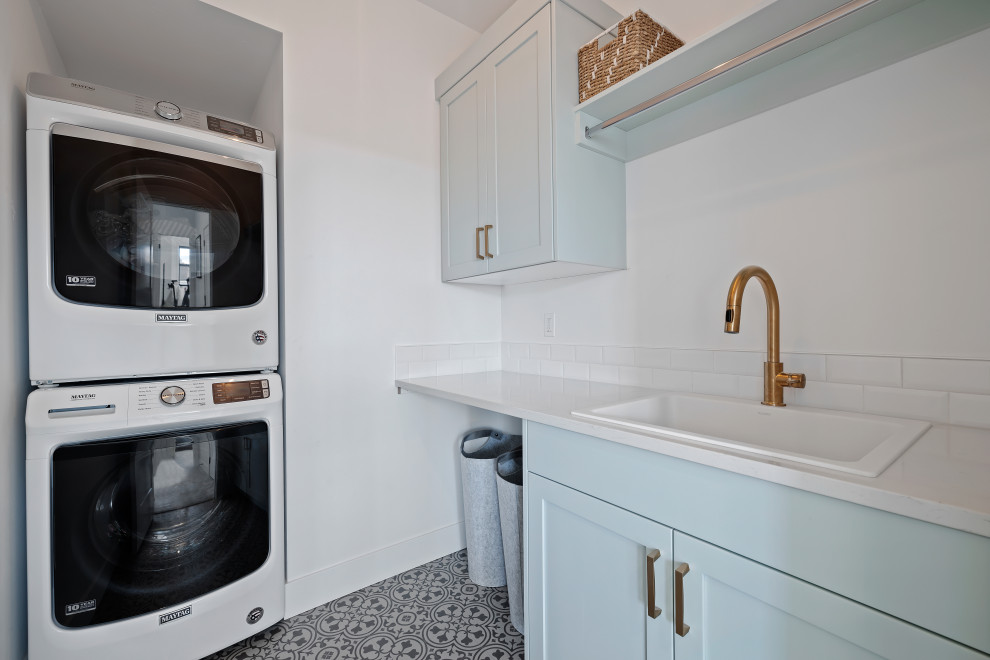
[26,73,279,385]
[26,373,285,660]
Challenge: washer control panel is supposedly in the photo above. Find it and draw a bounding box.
[212,379,270,404]
[133,380,208,414]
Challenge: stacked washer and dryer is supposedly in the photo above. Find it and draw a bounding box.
[24,73,285,660]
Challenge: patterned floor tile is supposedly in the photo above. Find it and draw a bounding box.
[203,550,524,660]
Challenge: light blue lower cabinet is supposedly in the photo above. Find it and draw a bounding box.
[526,474,673,660]
[672,532,984,660]
[525,429,988,659]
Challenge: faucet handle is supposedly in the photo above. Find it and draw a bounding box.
[775,372,806,389]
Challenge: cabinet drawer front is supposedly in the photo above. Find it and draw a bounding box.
[673,532,985,660]
[527,422,990,654]
[527,474,673,660]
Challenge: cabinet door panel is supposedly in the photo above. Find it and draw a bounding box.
[440,71,487,281]
[673,532,985,660]
[527,474,673,660]
[488,5,553,273]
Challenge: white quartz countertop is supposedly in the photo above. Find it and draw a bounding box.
[396,371,990,539]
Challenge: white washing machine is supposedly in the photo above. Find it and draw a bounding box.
[26,373,285,660]
[26,73,279,385]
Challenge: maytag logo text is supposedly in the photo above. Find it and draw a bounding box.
[159,606,191,625]
[156,314,188,323]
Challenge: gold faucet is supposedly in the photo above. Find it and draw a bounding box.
[724,266,805,406]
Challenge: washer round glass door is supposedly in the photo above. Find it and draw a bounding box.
[50,124,265,309]
[50,421,271,628]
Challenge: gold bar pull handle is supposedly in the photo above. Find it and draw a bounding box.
[675,562,690,636]
[475,227,484,260]
[646,549,662,619]
[484,224,494,258]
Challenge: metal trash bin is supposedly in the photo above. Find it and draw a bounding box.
[460,429,521,587]
[496,447,524,634]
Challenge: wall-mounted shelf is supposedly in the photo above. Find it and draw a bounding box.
[575,0,990,162]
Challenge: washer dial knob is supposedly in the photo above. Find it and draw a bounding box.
[160,386,186,406]
[155,101,183,120]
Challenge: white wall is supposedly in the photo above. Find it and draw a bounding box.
[202,0,510,615]
[502,27,990,361]
[0,1,64,657]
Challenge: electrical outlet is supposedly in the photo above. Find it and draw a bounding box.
[544,312,556,338]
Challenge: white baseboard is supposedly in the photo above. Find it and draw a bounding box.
[284,521,466,618]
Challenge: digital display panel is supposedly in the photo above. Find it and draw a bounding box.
[226,381,251,397]
[216,118,246,136]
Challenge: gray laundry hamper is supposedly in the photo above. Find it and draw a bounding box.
[460,429,521,587]
[496,447,524,634]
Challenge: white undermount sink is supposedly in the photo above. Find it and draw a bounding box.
[572,393,931,477]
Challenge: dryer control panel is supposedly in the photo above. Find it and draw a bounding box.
[213,379,270,404]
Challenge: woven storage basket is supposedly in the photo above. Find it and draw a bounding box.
[578,10,683,103]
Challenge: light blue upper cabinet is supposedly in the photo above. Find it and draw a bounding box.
[437,0,626,285]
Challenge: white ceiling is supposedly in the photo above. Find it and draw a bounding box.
[35,0,281,122]
[412,0,516,33]
[414,0,762,43]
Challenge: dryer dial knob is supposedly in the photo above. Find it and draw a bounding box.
[160,386,186,406]
[155,101,183,120]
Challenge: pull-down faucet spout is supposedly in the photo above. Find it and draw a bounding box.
[724,266,805,406]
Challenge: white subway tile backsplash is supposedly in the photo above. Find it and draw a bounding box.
[508,343,530,359]
[486,357,502,372]
[575,345,604,364]
[793,381,863,412]
[603,346,636,366]
[827,355,901,387]
[394,345,423,362]
[475,342,499,358]
[449,343,474,359]
[422,344,450,361]
[634,348,670,369]
[903,358,990,394]
[563,362,590,380]
[653,368,693,392]
[462,358,488,373]
[693,372,739,397]
[540,360,564,378]
[407,361,437,379]
[394,362,409,379]
[781,353,827,382]
[714,351,764,377]
[949,393,990,429]
[519,358,540,375]
[436,360,462,376]
[619,366,653,387]
[670,349,714,372]
[550,344,576,362]
[530,343,552,360]
[738,375,764,400]
[503,357,520,373]
[589,364,620,384]
[864,386,949,424]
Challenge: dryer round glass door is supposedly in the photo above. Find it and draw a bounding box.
[50,421,271,628]
[49,124,265,309]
